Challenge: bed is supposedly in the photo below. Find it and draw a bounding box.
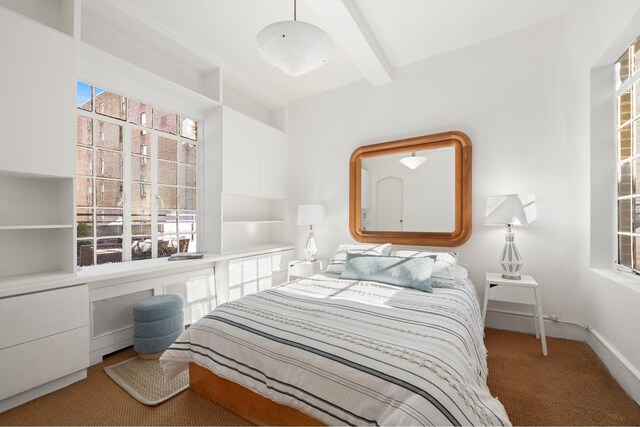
[160,268,510,426]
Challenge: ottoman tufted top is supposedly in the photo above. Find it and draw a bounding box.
[133,294,184,322]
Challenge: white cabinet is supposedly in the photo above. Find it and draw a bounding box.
[222,108,260,197]
[0,284,89,404]
[221,248,294,304]
[259,125,289,199]
[0,327,89,402]
[0,7,75,178]
[221,108,289,253]
[222,107,288,199]
[88,266,215,365]
[0,286,88,350]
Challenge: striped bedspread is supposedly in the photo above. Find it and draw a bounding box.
[160,273,510,426]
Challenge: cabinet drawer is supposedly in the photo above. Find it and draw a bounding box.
[0,326,89,400]
[0,285,88,350]
[488,284,537,304]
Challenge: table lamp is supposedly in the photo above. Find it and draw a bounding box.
[297,204,325,261]
[484,194,537,279]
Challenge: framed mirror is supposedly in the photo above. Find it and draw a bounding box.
[349,131,472,246]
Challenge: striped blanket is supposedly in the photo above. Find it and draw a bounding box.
[160,273,510,426]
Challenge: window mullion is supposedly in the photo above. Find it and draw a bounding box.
[123,123,132,262]
[151,131,159,259]
[91,94,98,266]
[196,123,203,254]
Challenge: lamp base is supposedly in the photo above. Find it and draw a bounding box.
[304,228,318,262]
[499,228,524,280]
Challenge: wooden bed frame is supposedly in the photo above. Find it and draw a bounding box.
[189,363,324,426]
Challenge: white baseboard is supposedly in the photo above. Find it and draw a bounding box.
[0,370,87,413]
[485,309,590,341]
[90,337,133,366]
[486,310,640,405]
[588,329,640,404]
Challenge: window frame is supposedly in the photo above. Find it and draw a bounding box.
[76,82,200,267]
[615,38,640,273]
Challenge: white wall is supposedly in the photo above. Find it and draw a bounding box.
[289,16,583,323]
[561,0,640,400]
[288,0,640,401]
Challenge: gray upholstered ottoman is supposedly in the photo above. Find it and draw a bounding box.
[133,294,184,359]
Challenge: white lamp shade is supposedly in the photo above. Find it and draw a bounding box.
[256,20,333,76]
[484,194,537,226]
[297,204,325,226]
[399,155,428,170]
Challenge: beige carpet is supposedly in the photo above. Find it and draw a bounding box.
[486,328,640,426]
[0,347,250,426]
[104,357,188,406]
[0,329,639,426]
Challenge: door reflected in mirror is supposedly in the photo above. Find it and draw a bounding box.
[360,146,455,232]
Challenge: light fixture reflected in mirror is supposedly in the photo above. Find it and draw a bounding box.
[399,152,427,170]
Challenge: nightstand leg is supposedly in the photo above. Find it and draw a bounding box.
[535,289,548,356]
[482,284,490,327]
[532,305,540,339]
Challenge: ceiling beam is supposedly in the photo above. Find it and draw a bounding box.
[304,0,392,86]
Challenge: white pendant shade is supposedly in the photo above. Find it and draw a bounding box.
[256,20,333,76]
[399,153,428,170]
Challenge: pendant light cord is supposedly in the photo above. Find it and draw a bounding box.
[294,0,297,21]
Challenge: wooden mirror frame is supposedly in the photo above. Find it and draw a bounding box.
[349,131,472,247]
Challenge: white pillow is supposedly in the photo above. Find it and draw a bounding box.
[390,250,458,288]
[326,243,392,274]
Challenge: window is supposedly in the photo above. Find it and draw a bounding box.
[76,81,198,267]
[616,37,640,272]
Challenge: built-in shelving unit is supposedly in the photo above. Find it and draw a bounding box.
[0,171,75,279]
[0,225,73,230]
[222,193,287,253]
[223,220,284,224]
[0,0,79,38]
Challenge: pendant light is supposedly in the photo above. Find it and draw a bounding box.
[399,152,428,170]
[256,0,333,76]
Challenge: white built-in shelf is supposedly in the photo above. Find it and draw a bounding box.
[0,172,75,279]
[221,193,287,253]
[0,225,73,230]
[223,220,284,224]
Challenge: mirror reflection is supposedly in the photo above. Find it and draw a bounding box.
[360,146,455,232]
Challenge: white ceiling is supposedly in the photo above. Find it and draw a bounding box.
[85,0,581,109]
[353,0,580,68]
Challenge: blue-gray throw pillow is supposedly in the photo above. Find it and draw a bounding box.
[339,253,436,292]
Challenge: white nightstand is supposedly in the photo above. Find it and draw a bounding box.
[288,260,324,281]
[482,272,548,356]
